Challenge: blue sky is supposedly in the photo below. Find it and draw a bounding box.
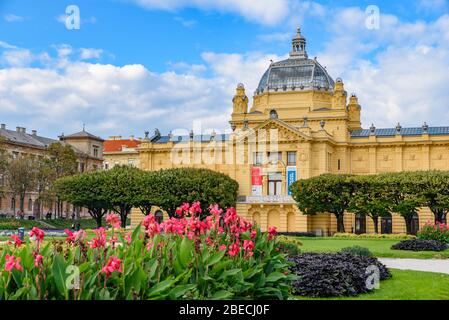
[0,0,448,138]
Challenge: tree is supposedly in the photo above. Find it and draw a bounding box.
[379,172,423,235]
[33,158,55,219]
[102,166,143,228]
[46,142,78,218]
[148,168,239,218]
[0,137,9,198]
[6,155,37,213]
[349,175,391,234]
[411,171,449,224]
[55,171,110,228]
[290,174,355,233]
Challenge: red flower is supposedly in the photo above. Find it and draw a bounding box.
[228,243,240,257]
[125,233,132,244]
[89,227,107,249]
[187,231,195,240]
[106,213,121,229]
[268,226,277,240]
[34,254,43,268]
[243,240,255,251]
[4,254,23,272]
[64,229,75,243]
[219,244,227,251]
[209,204,223,216]
[9,234,23,247]
[250,230,257,239]
[29,227,45,242]
[189,201,202,215]
[101,256,122,277]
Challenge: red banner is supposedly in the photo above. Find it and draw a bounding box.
[251,167,262,185]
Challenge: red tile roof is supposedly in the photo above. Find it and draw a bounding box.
[104,139,141,152]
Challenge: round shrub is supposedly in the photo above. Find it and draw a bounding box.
[340,246,373,257]
[276,236,302,256]
[391,239,448,251]
[417,223,449,244]
[288,252,391,297]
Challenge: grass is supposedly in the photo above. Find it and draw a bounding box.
[297,237,449,259]
[295,269,449,300]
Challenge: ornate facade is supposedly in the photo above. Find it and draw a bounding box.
[131,28,449,235]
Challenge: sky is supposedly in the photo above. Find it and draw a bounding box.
[0,0,448,139]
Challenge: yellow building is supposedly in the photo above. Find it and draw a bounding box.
[131,28,449,235]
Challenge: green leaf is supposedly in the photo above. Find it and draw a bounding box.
[52,254,68,299]
[210,290,233,300]
[179,237,193,268]
[168,284,196,299]
[219,268,241,280]
[206,250,225,267]
[147,278,176,298]
[265,272,286,282]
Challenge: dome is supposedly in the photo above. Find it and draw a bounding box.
[255,28,335,95]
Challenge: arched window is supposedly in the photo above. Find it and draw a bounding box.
[355,214,366,234]
[269,109,278,119]
[381,214,393,234]
[155,210,164,224]
[411,213,419,235]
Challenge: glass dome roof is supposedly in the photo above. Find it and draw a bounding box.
[255,28,335,95]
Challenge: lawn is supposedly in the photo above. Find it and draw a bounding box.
[297,237,449,259]
[295,269,449,300]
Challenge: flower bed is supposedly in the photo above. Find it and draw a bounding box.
[417,222,449,244]
[0,203,295,300]
[288,252,391,298]
[391,239,448,252]
[333,233,415,240]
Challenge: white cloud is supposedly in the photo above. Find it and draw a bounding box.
[132,0,290,25]
[4,14,25,22]
[79,48,103,60]
[174,16,197,27]
[0,42,280,138]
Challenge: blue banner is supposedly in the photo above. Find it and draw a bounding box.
[286,166,297,195]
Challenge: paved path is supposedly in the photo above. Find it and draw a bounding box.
[378,258,449,275]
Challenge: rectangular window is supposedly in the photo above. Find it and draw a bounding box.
[128,159,135,167]
[104,162,109,170]
[338,159,341,171]
[268,152,282,163]
[253,152,263,166]
[28,198,32,211]
[268,172,282,196]
[287,152,297,166]
[93,147,99,158]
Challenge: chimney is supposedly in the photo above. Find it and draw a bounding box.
[16,126,21,132]
[22,127,26,134]
[0,124,5,129]
[32,130,37,136]
[130,135,134,141]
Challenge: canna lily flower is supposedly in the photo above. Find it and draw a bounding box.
[29,227,45,243]
[4,254,23,272]
[33,254,43,268]
[268,226,277,240]
[219,244,227,251]
[125,233,132,244]
[228,243,240,257]
[209,204,223,216]
[189,201,202,215]
[9,234,23,247]
[243,240,255,251]
[101,256,122,277]
[106,213,121,229]
[250,230,257,239]
[89,227,107,249]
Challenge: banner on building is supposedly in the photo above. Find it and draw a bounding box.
[251,166,263,196]
[286,166,297,195]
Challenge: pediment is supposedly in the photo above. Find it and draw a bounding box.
[236,119,312,144]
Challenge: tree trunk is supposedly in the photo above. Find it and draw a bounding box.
[404,215,413,235]
[335,213,345,233]
[19,195,25,212]
[372,216,379,234]
[434,210,447,224]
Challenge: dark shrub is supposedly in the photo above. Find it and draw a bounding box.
[391,239,448,251]
[278,232,316,237]
[288,253,391,297]
[340,246,373,257]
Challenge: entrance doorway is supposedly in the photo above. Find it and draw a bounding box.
[268,172,282,196]
[355,214,366,234]
[410,213,419,235]
[381,214,393,234]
